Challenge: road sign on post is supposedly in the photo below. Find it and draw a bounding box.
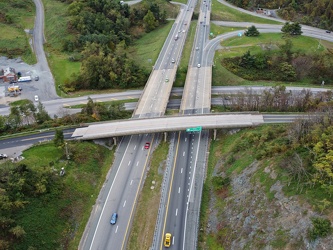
[186,126,202,132]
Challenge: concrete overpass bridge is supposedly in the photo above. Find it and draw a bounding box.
[72,113,264,141]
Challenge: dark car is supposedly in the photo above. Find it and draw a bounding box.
[144,142,150,149]
[326,30,331,33]
[110,213,118,225]
[0,154,8,159]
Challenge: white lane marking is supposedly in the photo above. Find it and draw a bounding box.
[130,180,133,185]
[89,136,133,250]
[123,200,126,207]
[115,226,119,233]
[136,161,139,166]
[185,138,187,142]
[128,161,131,166]
[134,145,136,150]
[176,208,178,216]
[178,187,181,193]
[183,152,185,156]
[181,168,183,173]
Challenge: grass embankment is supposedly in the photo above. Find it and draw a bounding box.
[212,33,333,87]
[0,1,36,64]
[129,21,174,71]
[127,140,169,250]
[198,125,332,249]
[12,142,115,249]
[42,0,80,97]
[211,0,281,24]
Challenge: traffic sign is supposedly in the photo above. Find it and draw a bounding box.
[186,126,202,132]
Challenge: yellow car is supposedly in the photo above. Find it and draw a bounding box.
[164,233,171,247]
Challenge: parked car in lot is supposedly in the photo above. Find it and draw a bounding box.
[35,76,39,81]
[34,95,39,102]
[0,154,7,159]
[110,212,118,225]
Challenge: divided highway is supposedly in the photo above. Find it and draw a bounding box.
[2,1,332,250]
[80,2,197,249]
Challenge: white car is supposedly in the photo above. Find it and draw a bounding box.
[34,95,39,102]
[197,64,201,68]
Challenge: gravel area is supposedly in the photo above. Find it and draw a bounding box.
[0,56,58,107]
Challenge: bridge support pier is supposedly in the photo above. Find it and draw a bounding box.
[213,129,217,140]
[164,132,167,142]
[113,137,117,145]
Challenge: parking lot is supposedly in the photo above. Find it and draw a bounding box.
[0,56,57,107]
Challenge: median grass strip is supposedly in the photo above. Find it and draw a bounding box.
[129,21,174,71]
[127,140,169,250]
[174,20,198,87]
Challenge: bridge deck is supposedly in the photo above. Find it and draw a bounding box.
[72,114,264,140]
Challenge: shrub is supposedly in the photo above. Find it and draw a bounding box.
[308,217,332,241]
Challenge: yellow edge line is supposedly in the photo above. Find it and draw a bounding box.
[159,131,181,250]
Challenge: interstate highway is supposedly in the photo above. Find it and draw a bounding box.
[80,2,196,249]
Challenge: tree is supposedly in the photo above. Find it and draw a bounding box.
[239,50,256,68]
[54,129,64,147]
[281,22,303,35]
[280,39,294,62]
[36,102,51,124]
[9,106,21,128]
[244,25,260,37]
[143,10,158,32]
[9,225,26,239]
[279,62,296,81]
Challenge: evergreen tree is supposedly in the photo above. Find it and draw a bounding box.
[244,25,260,36]
[54,129,64,148]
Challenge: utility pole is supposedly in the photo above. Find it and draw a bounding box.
[65,142,70,160]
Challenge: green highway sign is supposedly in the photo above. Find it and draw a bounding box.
[186,126,202,132]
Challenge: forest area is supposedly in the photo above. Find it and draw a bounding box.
[226,0,333,30]
[57,0,170,91]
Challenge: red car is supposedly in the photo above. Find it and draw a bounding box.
[144,142,150,149]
